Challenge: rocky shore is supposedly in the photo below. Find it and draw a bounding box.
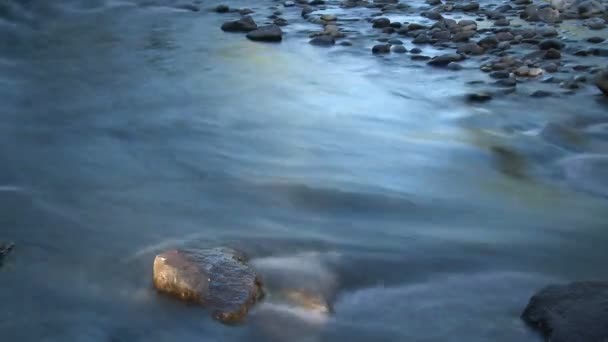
[199,0,608,101]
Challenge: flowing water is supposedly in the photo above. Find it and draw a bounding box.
[1,1,608,341]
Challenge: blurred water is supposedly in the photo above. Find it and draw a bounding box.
[1,1,608,341]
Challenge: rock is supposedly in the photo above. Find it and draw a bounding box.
[239,8,254,15]
[372,17,391,28]
[221,16,258,32]
[412,33,431,44]
[585,18,606,30]
[392,45,407,53]
[587,36,605,43]
[310,0,325,4]
[432,30,451,41]
[522,5,541,21]
[522,282,608,341]
[538,7,560,23]
[458,43,483,56]
[215,4,230,13]
[302,6,314,17]
[320,14,337,21]
[447,62,463,70]
[388,38,403,45]
[390,22,402,29]
[423,11,444,20]
[497,41,511,50]
[466,92,493,102]
[427,0,442,5]
[460,2,480,11]
[478,35,499,49]
[539,39,564,50]
[0,242,14,265]
[597,70,608,96]
[490,71,511,79]
[452,31,475,42]
[537,27,558,37]
[494,78,517,87]
[283,290,332,314]
[372,44,391,54]
[246,25,283,42]
[408,23,428,31]
[309,35,335,46]
[529,68,543,77]
[153,248,264,323]
[274,18,288,26]
[530,90,553,98]
[495,18,510,26]
[283,0,295,7]
[496,32,514,41]
[410,47,422,54]
[544,48,561,59]
[411,54,431,61]
[339,40,353,46]
[428,53,465,66]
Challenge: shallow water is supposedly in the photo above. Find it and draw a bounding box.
[1,1,608,341]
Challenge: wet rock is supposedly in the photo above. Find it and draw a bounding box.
[428,53,465,66]
[388,38,403,45]
[423,11,444,20]
[221,16,258,32]
[413,33,431,44]
[320,14,337,21]
[427,0,442,5]
[497,42,511,50]
[372,44,391,54]
[392,45,407,53]
[432,30,451,41]
[478,35,499,49]
[539,39,564,50]
[537,27,558,37]
[597,70,608,96]
[452,31,475,42]
[530,90,553,98]
[495,18,510,26]
[215,4,230,13]
[372,17,391,28]
[390,22,403,29]
[496,32,514,41]
[247,25,283,42]
[410,47,422,54]
[522,5,541,21]
[545,63,559,73]
[538,7,560,23]
[587,36,605,44]
[339,40,353,46]
[302,6,314,17]
[239,8,254,15]
[544,48,561,59]
[447,62,463,70]
[153,248,264,324]
[585,18,607,30]
[274,18,288,26]
[309,35,335,46]
[490,71,511,79]
[522,281,608,341]
[457,42,484,55]
[465,92,493,102]
[460,2,480,11]
[310,0,325,5]
[494,78,517,87]
[408,23,428,31]
[0,242,14,265]
[411,54,431,61]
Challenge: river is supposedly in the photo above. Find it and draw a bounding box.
[1,0,607,341]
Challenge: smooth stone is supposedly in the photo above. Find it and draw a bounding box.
[274,18,288,26]
[410,47,422,54]
[447,62,463,70]
[530,90,553,97]
[391,45,407,53]
[587,36,605,44]
[478,35,499,48]
[372,44,391,54]
[372,17,391,28]
[544,48,561,59]
[221,16,258,32]
[465,92,493,102]
[497,41,511,50]
[412,33,431,44]
[153,248,264,324]
[539,39,564,50]
[537,7,560,23]
[388,38,403,45]
[215,4,230,13]
[522,281,608,341]
[423,11,444,20]
[246,25,283,42]
[545,63,559,73]
[411,55,431,61]
[427,53,465,66]
[457,42,484,55]
[496,32,514,41]
[494,18,510,26]
[320,14,337,21]
[490,71,511,79]
[452,31,474,42]
[494,78,517,87]
[309,35,335,46]
[460,2,480,11]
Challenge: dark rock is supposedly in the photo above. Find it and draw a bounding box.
[427,0,442,5]
[466,92,492,102]
[545,63,559,73]
[494,18,510,26]
[153,248,264,324]
[339,40,353,46]
[496,32,514,41]
[413,33,431,44]
[538,7,560,23]
[447,62,463,70]
[587,36,606,44]
[496,4,512,12]
[537,27,558,37]
[221,16,258,32]
[372,44,391,54]
[176,4,199,11]
[215,4,230,13]
[382,27,395,34]
[310,0,325,4]
[539,39,564,50]
[411,55,431,61]
[522,282,608,341]
[597,70,608,96]
[423,11,444,20]
[452,31,475,42]
[494,78,517,87]
[490,71,510,79]
[478,35,499,49]
[432,30,451,41]
[309,35,335,46]
[497,41,511,50]
[388,38,403,45]
[0,242,14,265]
[460,2,480,11]
[585,18,607,30]
[530,90,553,98]
[457,42,484,55]
[274,18,288,26]
[390,22,402,29]
[239,8,254,15]
[410,47,422,54]
[392,45,407,53]
[408,23,428,30]
[428,53,465,66]
[544,48,561,59]
[372,17,391,28]
[246,25,283,42]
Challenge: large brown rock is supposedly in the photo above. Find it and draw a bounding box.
[153,247,264,324]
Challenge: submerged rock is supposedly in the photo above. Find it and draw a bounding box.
[0,242,14,265]
[153,247,264,324]
[428,53,464,66]
[309,35,335,46]
[522,281,608,342]
[247,25,283,42]
[372,44,391,54]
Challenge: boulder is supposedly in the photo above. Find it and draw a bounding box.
[597,70,608,95]
[391,45,407,53]
[457,42,484,55]
[247,25,283,42]
[372,17,391,28]
[478,35,499,49]
[538,7,560,22]
[372,44,391,54]
[153,247,264,324]
[221,16,258,32]
[214,4,230,13]
[522,282,608,342]
[274,18,288,26]
[539,39,564,50]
